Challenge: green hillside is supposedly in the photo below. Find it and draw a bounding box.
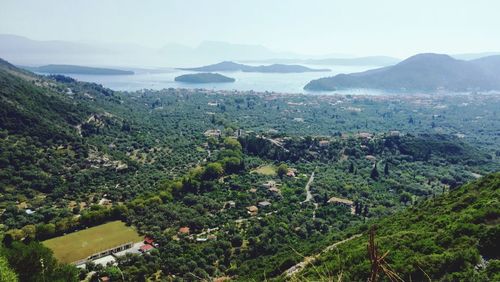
[174,72,235,83]
[296,173,500,281]
[0,58,498,281]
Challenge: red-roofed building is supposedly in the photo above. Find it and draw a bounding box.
[139,244,154,253]
[144,236,154,245]
[178,226,190,234]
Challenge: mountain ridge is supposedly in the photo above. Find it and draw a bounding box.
[21,64,134,75]
[180,61,329,73]
[304,53,500,92]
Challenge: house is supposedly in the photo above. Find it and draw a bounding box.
[246,206,258,216]
[318,140,330,147]
[262,180,276,189]
[178,226,190,235]
[100,276,110,282]
[139,244,154,253]
[286,168,297,177]
[268,187,281,194]
[389,130,400,137]
[249,188,257,193]
[98,197,112,206]
[258,201,272,208]
[93,255,117,267]
[235,129,245,137]
[226,201,236,209]
[144,236,154,245]
[196,235,217,242]
[365,155,377,162]
[204,129,221,137]
[25,209,36,215]
[357,132,373,139]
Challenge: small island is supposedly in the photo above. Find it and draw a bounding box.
[174,72,236,83]
[179,61,329,73]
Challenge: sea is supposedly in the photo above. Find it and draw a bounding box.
[49,64,386,95]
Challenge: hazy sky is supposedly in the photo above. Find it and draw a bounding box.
[1,0,499,57]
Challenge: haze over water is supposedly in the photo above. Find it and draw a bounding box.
[52,64,376,94]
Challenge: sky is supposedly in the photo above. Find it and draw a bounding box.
[1,0,500,57]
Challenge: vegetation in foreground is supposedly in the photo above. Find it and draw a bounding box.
[296,173,500,281]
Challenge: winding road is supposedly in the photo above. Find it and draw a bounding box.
[284,234,362,277]
[301,171,315,204]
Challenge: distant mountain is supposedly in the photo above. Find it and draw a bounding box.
[244,56,400,66]
[470,55,500,80]
[180,61,329,73]
[0,34,331,67]
[174,72,235,83]
[304,53,500,92]
[22,64,134,75]
[452,52,500,60]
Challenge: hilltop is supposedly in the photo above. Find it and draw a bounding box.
[180,61,329,73]
[294,173,500,281]
[305,53,500,92]
[174,72,235,83]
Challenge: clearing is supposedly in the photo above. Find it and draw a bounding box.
[42,221,142,263]
[251,165,277,176]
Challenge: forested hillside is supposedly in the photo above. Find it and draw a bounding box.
[0,58,498,281]
[295,173,500,281]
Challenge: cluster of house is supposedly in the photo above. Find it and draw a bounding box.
[204,128,248,138]
[204,129,222,138]
[140,236,158,252]
[246,200,272,216]
[261,180,281,195]
[175,226,219,242]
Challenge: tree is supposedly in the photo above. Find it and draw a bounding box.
[21,224,36,239]
[202,163,224,181]
[3,241,78,282]
[222,157,242,174]
[105,266,124,281]
[349,162,355,173]
[277,163,289,179]
[223,138,242,151]
[2,234,13,247]
[230,234,243,247]
[0,256,18,282]
[370,163,380,180]
[363,205,369,217]
[399,192,412,205]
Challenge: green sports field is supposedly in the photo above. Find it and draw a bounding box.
[251,165,276,176]
[43,221,142,263]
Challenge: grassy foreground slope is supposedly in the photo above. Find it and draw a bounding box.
[296,173,500,281]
